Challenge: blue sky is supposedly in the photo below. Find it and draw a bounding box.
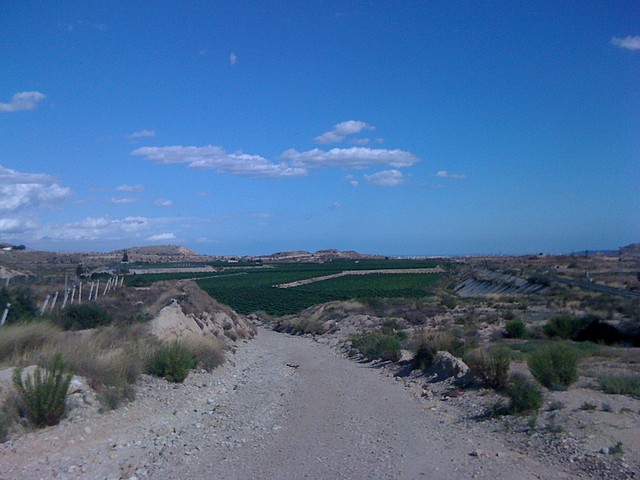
[1,1,638,256]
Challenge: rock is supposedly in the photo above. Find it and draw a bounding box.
[429,351,470,381]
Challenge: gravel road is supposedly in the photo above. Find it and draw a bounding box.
[0,328,574,479]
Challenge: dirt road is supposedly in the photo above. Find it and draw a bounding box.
[1,328,571,479]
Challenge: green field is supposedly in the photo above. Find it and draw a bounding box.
[124,259,447,315]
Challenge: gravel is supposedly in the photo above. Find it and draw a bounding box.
[0,328,603,479]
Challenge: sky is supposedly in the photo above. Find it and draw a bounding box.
[1,1,639,256]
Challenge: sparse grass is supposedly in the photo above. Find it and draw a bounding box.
[53,304,113,331]
[580,401,598,411]
[527,343,578,390]
[599,374,640,396]
[0,321,63,366]
[182,335,226,372]
[609,441,624,456]
[12,354,73,427]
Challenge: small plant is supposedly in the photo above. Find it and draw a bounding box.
[505,373,543,414]
[601,403,613,413]
[599,374,640,396]
[12,354,73,427]
[527,343,578,389]
[467,347,511,390]
[580,402,597,411]
[547,400,565,411]
[148,341,197,383]
[609,441,624,456]
[543,315,578,339]
[505,318,526,339]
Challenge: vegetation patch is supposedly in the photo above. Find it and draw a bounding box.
[598,374,640,396]
[505,373,543,414]
[12,354,73,427]
[466,347,511,390]
[148,341,197,383]
[351,331,403,362]
[54,304,113,330]
[505,318,526,338]
[527,343,578,389]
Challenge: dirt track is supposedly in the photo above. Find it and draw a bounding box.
[1,328,572,479]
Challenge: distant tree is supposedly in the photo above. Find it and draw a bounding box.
[75,263,85,278]
[122,250,129,263]
[14,244,26,250]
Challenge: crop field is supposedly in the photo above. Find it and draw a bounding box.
[121,259,447,315]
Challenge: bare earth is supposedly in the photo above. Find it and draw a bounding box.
[1,328,579,480]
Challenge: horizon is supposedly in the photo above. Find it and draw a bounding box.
[2,2,639,256]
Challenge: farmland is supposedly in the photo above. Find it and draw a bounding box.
[124,259,447,315]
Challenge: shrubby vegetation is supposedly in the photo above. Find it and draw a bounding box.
[351,331,403,362]
[505,318,526,338]
[148,340,197,383]
[54,304,112,330]
[599,374,640,396]
[527,343,578,389]
[466,347,511,390]
[505,373,543,414]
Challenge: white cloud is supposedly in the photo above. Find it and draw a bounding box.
[230,52,238,65]
[110,197,137,205]
[344,174,359,187]
[314,120,375,144]
[281,147,418,169]
[128,129,156,139]
[155,198,173,207]
[0,91,46,113]
[365,170,404,186]
[148,232,176,241]
[132,145,308,178]
[611,35,640,51]
[0,165,71,212]
[329,201,344,209]
[116,184,145,192]
[0,218,37,234]
[351,138,370,145]
[436,170,466,180]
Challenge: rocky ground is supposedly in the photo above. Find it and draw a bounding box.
[2,325,636,480]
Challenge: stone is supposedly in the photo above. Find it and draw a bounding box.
[429,351,470,381]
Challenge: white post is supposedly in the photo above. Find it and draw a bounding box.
[70,285,76,304]
[88,282,95,302]
[61,289,69,309]
[4,277,9,287]
[95,280,100,300]
[40,295,50,315]
[78,282,82,304]
[50,291,59,311]
[119,276,124,287]
[103,279,110,296]
[0,303,10,326]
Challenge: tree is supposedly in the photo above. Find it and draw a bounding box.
[122,250,129,263]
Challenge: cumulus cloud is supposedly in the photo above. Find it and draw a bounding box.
[281,147,417,169]
[344,174,359,187]
[0,218,37,234]
[314,120,375,144]
[132,145,308,178]
[116,184,144,192]
[148,232,176,241]
[365,170,404,186]
[230,52,238,65]
[128,129,156,139]
[155,198,173,207]
[0,91,46,112]
[436,170,466,179]
[611,35,640,50]
[0,165,71,212]
[39,216,170,242]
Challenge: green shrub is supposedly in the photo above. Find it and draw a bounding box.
[505,319,526,338]
[12,354,73,427]
[148,341,197,383]
[182,336,226,372]
[351,331,402,362]
[412,341,436,371]
[467,347,511,390]
[506,374,542,414]
[527,343,578,389]
[543,315,578,339]
[56,304,112,330]
[599,374,640,396]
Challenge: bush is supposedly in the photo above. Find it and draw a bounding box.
[505,319,526,338]
[506,374,543,414]
[148,341,197,383]
[467,347,511,390]
[527,343,578,389]
[12,354,73,427]
[56,304,112,330]
[412,341,436,371]
[0,321,61,364]
[543,315,578,339]
[599,374,640,396]
[0,287,38,324]
[351,331,402,362]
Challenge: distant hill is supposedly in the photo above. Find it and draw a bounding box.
[258,249,384,263]
[115,245,199,257]
[619,243,640,260]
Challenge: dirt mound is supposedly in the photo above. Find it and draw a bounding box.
[146,281,256,342]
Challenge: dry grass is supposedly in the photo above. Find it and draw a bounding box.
[182,335,227,371]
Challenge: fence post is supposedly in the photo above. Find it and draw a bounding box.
[0,303,10,326]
